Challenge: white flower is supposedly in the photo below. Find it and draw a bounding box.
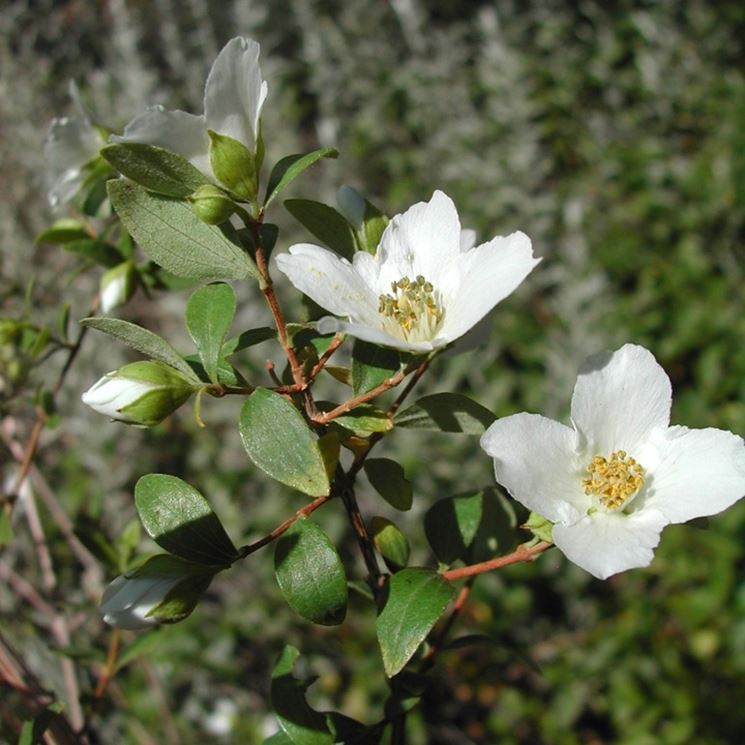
[81,361,196,426]
[100,573,183,630]
[100,261,136,314]
[110,37,267,180]
[44,82,102,209]
[481,344,745,579]
[275,190,539,352]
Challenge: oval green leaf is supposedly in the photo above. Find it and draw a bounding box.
[101,143,210,198]
[351,340,402,395]
[185,282,236,384]
[394,393,495,434]
[284,199,356,261]
[271,645,334,745]
[134,474,238,565]
[80,317,200,383]
[108,179,258,281]
[376,568,455,677]
[274,518,347,626]
[264,148,338,208]
[364,458,413,511]
[371,517,410,571]
[239,388,330,496]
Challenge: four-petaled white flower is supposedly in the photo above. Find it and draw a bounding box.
[481,344,745,579]
[44,82,102,209]
[111,36,267,180]
[275,190,539,352]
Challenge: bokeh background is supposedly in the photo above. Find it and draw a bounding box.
[2,1,745,743]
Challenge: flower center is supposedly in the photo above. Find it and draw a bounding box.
[582,450,645,511]
[378,275,444,341]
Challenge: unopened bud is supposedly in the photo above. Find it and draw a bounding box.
[188,184,236,225]
[99,555,214,629]
[81,360,197,426]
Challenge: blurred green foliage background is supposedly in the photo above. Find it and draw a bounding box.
[1,1,744,743]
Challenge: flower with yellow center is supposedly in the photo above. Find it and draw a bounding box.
[275,191,539,352]
[481,344,745,579]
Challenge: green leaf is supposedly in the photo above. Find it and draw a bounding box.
[394,393,495,434]
[80,317,200,383]
[208,130,258,202]
[264,733,294,745]
[36,217,90,244]
[63,238,122,267]
[324,404,392,434]
[265,148,339,208]
[108,179,258,281]
[363,459,413,511]
[134,474,238,565]
[285,199,356,261]
[239,388,330,496]
[424,488,518,565]
[376,568,455,677]
[222,327,276,356]
[372,517,410,571]
[185,282,236,384]
[101,143,209,197]
[359,200,388,255]
[274,517,348,625]
[271,645,334,745]
[351,340,402,395]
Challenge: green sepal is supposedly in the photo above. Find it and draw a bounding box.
[523,511,554,544]
[208,130,258,203]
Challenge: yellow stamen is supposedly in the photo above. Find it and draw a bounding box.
[582,450,645,511]
[378,274,444,340]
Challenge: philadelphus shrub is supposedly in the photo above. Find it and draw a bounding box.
[39,33,745,741]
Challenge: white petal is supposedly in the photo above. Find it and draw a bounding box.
[375,190,462,291]
[275,244,379,322]
[81,374,154,421]
[99,575,178,629]
[459,229,477,252]
[644,425,745,524]
[316,316,438,353]
[204,37,267,151]
[480,413,585,524]
[552,508,667,579]
[44,115,99,208]
[440,231,539,344]
[111,105,211,176]
[570,344,672,455]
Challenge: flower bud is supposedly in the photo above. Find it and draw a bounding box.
[100,261,136,314]
[100,555,214,629]
[81,360,197,426]
[188,184,236,225]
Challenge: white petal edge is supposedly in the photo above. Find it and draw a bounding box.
[480,413,585,524]
[274,244,379,322]
[440,231,539,344]
[644,425,745,524]
[570,344,672,455]
[111,105,211,176]
[316,316,438,353]
[375,190,462,290]
[552,507,667,579]
[203,37,267,151]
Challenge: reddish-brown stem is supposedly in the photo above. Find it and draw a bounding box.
[237,493,331,558]
[441,541,552,581]
[308,333,344,380]
[313,366,410,425]
[94,628,121,699]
